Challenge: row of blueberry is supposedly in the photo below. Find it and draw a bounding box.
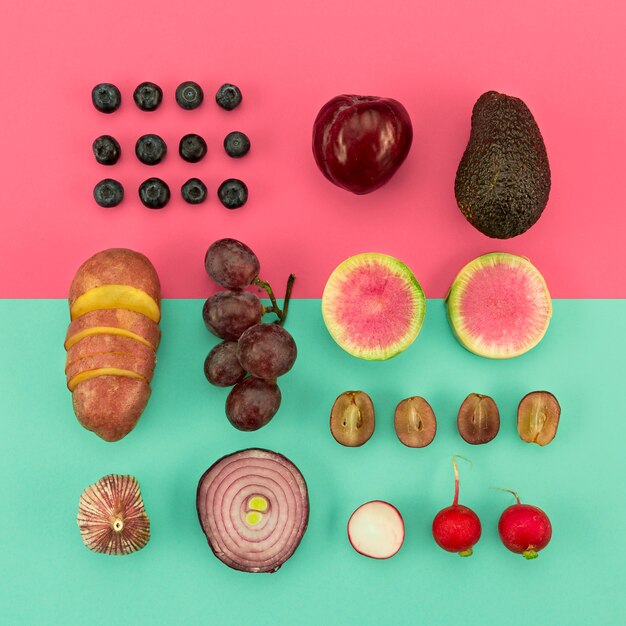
[93,132,250,165]
[92,82,242,113]
[93,177,248,210]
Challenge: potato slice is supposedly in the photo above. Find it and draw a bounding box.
[65,308,161,350]
[72,376,152,442]
[70,285,160,323]
[66,351,156,387]
[68,369,147,392]
[66,334,155,367]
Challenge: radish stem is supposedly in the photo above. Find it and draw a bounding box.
[451,455,472,506]
[493,487,522,505]
[452,457,460,506]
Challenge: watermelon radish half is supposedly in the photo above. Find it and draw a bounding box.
[446,252,552,359]
[322,253,426,360]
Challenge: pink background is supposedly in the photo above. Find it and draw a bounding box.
[1,0,625,298]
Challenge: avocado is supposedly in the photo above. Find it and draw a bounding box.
[455,91,551,239]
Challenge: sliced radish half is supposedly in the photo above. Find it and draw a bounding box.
[322,253,426,360]
[446,252,552,359]
[347,500,405,559]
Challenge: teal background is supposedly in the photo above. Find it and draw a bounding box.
[1,299,624,625]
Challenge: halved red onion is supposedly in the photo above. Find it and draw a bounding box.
[196,448,309,573]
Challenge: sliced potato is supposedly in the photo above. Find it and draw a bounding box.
[66,248,161,442]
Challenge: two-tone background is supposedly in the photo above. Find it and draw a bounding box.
[1,1,624,624]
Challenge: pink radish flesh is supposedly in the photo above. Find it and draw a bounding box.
[348,500,405,559]
[446,253,552,359]
[322,253,426,360]
[432,457,481,556]
[460,263,541,346]
[333,267,416,349]
[498,491,552,559]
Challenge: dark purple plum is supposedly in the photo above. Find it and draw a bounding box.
[312,94,412,194]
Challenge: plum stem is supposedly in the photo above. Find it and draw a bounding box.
[493,487,522,505]
[253,274,296,326]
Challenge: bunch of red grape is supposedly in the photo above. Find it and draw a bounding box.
[203,238,297,431]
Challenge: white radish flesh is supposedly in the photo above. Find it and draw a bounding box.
[347,500,405,559]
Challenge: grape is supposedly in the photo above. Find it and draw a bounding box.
[225,377,281,431]
[237,323,297,380]
[202,291,262,340]
[204,341,246,387]
[205,238,260,289]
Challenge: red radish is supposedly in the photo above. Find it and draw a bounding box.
[348,500,405,559]
[432,457,482,557]
[497,489,552,559]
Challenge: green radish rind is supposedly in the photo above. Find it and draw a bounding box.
[445,252,552,359]
[322,252,426,361]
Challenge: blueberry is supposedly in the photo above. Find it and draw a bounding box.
[139,178,170,209]
[217,178,248,209]
[215,84,242,110]
[135,134,167,165]
[133,82,163,111]
[176,81,203,109]
[94,179,124,207]
[92,83,121,113]
[92,135,121,165]
[223,131,250,158]
[181,178,207,204]
[179,133,207,162]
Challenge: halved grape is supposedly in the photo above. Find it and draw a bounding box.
[202,291,262,340]
[205,238,260,289]
[237,323,297,380]
[225,377,281,431]
[204,341,247,387]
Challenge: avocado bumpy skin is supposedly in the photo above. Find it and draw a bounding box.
[454,91,551,239]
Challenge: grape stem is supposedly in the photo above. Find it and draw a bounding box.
[253,274,296,326]
[280,274,295,324]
